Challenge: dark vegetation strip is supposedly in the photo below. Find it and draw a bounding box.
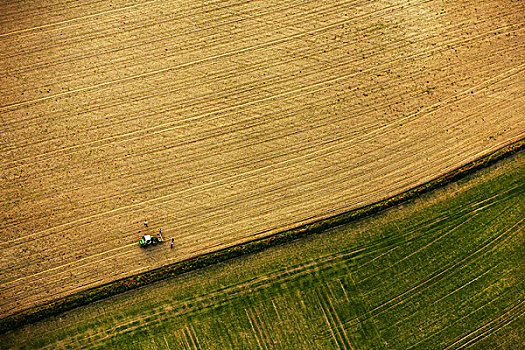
[1,138,524,334]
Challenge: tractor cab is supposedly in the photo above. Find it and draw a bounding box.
[139,233,163,248]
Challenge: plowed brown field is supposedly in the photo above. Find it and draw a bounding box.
[0,0,523,319]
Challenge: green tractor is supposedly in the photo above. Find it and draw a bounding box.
[139,233,164,248]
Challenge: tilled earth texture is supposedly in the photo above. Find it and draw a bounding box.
[0,0,523,319]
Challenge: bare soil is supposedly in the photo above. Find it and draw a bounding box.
[0,0,523,318]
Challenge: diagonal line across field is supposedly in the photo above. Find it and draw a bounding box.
[4,166,519,292]
[0,0,159,38]
[351,218,524,324]
[444,301,525,350]
[0,0,314,70]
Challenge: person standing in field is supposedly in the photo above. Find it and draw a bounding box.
[171,237,174,249]
[144,219,148,227]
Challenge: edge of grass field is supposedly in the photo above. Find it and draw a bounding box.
[1,138,524,334]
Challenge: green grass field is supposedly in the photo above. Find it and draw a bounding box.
[2,153,523,349]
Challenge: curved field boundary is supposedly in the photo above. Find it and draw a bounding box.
[0,138,523,334]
